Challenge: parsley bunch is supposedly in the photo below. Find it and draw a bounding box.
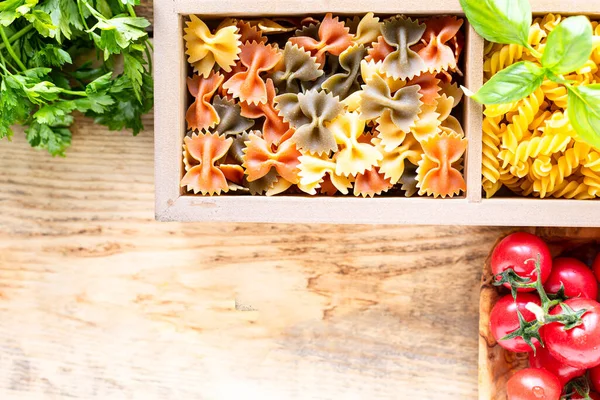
[0,0,153,156]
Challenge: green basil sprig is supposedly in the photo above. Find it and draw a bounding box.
[460,0,600,149]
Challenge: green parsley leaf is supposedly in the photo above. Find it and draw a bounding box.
[33,100,77,124]
[30,44,72,67]
[23,9,56,37]
[91,73,152,134]
[38,0,82,42]
[0,75,31,139]
[123,47,144,102]
[76,92,114,113]
[85,71,113,93]
[96,16,149,54]
[95,0,113,18]
[25,119,72,156]
[0,0,38,26]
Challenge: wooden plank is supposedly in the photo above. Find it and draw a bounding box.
[0,114,513,398]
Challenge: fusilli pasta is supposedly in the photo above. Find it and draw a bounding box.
[482,14,600,199]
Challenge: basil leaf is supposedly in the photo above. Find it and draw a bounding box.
[568,85,600,149]
[458,0,531,46]
[542,16,593,75]
[471,61,546,104]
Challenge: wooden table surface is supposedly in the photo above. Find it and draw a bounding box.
[0,3,518,399]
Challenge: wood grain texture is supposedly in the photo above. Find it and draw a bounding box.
[0,114,516,399]
[0,2,515,398]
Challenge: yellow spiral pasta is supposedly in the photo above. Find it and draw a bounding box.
[585,151,600,172]
[482,14,600,199]
[536,13,562,33]
[483,177,502,198]
[483,44,524,78]
[581,167,600,191]
[549,179,595,200]
[500,88,544,151]
[499,130,571,167]
[540,80,568,108]
[482,116,504,183]
[483,25,546,78]
[499,173,532,196]
[592,24,600,64]
[533,141,591,196]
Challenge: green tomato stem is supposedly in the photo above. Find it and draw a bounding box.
[0,25,34,51]
[0,26,26,72]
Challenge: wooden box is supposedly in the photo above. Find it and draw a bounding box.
[478,227,600,400]
[154,0,600,226]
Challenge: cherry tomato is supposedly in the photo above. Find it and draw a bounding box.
[506,368,561,400]
[594,253,600,283]
[492,232,552,292]
[544,258,598,300]
[544,298,600,369]
[528,345,586,386]
[490,293,542,352]
[591,364,600,393]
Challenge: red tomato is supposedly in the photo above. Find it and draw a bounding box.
[544,257,598,300]
[594,253,600,283]
[490,293,542,352]
[544,298,600,369]
[591,364,600,393]
[506,368,561,400]
[492,232,552,292]
[528,345,586,386]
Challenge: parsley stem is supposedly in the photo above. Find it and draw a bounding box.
[60,89,88,97]
[0,26,26,72]
[127,4,137,18]
[0,51,9,74]
[77,0,90,30]
[0,25,34,51]
[0,50,18,74]
[144,40,153,73]
[3,55,19,73]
